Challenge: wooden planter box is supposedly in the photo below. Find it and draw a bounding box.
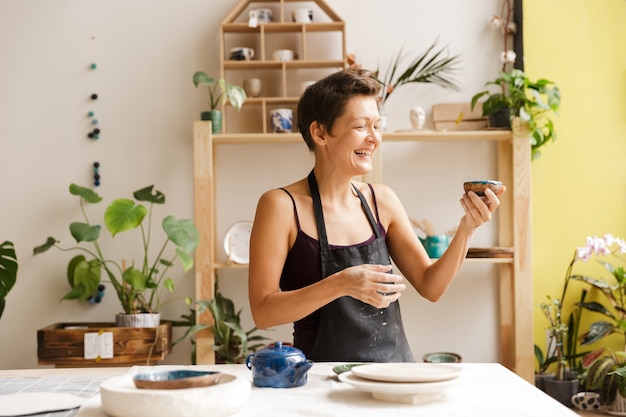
[37,322,172,367]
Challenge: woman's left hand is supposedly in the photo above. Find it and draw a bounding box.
[458,186,506,231]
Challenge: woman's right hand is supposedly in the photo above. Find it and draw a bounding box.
[335,264,406,309]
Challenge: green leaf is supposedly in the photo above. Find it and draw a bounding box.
[66,255,86,287]
[577,301,616,319]
[0,241,18,304]
[69,222,100,243]
[104,199,147,237]
[69,183,102,203]
[192,71,215,88]
[163,216,199,253]
[133,185,165,205]
[70,259,101,301]
[580,321,615,345]
[32,237,58,255]
[177,249,194,272]
[123,266,148,291]
[163,277,174,293]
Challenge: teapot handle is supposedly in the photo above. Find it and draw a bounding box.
[245,354,255,370]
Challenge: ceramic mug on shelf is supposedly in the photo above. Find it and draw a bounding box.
[273,49,294,62]
[292,8,313,23]
[419,235,450,258]
[229,47,254,61]
[244,78,262,98]
[270,108,293,133]
[249,8,273,24]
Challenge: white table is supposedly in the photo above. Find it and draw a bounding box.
[0,363,580,417]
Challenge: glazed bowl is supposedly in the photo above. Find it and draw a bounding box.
[463,180,503,197]
[132,370,222,390]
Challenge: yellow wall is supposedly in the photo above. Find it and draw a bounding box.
[525,0,626,363]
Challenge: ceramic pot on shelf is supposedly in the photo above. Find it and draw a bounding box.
[201,110,222,134]
[115,312,161,328]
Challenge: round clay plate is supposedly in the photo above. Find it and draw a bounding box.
[101,371,250,417]
[350,362,462,383]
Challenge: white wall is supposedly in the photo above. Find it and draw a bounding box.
[0,0,503,369]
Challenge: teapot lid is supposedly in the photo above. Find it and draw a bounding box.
[256,341,304,358]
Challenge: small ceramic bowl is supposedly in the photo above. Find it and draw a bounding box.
[463,180,503,197]
[423,352,462,363]
[132,370,222,390]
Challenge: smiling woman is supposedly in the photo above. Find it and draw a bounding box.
[247,68,506,363]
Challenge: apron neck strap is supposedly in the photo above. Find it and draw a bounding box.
[307,170,381,251]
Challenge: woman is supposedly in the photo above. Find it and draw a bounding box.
[248,68,505,362]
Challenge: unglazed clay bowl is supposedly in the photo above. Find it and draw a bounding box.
[463,180,503,197]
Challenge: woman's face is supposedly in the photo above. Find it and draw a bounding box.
[323,95,382,175]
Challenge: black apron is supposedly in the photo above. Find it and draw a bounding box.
[306,171,414,362]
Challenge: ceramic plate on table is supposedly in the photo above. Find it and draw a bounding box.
[338,371,462,404]
[350,362,462,383]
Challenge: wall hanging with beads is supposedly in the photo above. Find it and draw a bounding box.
[87,35,102,188]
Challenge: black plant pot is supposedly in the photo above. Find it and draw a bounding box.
[488,108,512,129]
[535,373,555,393]
[545,378,580,407]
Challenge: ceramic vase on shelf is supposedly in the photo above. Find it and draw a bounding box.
[610,393,626,416]
[378,102,388,132]
[201,110,222,134]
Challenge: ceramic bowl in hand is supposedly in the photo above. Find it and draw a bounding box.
[132,370,222,390]
[463,180,503,197]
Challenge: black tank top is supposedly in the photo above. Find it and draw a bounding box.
[278,184,387,355]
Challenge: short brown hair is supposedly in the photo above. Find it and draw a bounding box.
[296,68,381,151]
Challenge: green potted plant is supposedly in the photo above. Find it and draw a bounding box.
[173,278,268,364]
[0,240,18,320]
[581,347,626,412]
[470,69,561,160]
[192,71,247,134]
[33,184,199,327]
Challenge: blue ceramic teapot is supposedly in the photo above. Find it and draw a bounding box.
[245,341,313,388]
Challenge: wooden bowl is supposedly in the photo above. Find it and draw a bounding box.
[132,370,222,390]
[463,180,503,197]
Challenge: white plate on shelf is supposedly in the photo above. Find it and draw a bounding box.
[350,362,462,383]
[338,371,462,404]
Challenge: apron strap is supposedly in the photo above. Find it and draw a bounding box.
[307,170,381,251]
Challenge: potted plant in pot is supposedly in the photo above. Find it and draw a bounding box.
[192,71,246,134]
[0,240,18,321]
[470,69,561,160]
[173,278,268,364]
[581,347,626,413]
[33,184,199,327]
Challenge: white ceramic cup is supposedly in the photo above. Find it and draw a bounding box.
[270,108,293,133]
[229,47,254,61]
[249,8,273,23]
[571,392,601,411]
[244,78,262,97]
[273,49,294,62]
[292,8,313,23]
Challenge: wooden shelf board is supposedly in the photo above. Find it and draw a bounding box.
[222,22,344,33]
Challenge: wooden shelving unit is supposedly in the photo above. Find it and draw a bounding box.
[192,123,534,383]
[218,0,346,133]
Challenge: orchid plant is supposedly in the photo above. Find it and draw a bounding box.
[571,234,626,346]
